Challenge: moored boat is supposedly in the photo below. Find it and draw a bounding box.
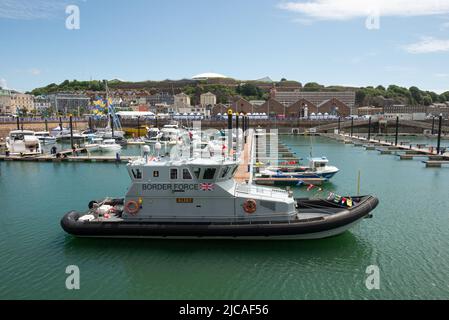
[61,155,378,240]
[256,157,339,185]
[98,139,122,152]
[35,131,56,144]
[5,130,42,156]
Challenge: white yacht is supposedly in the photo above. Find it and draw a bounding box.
[50,126,70,137]
[5,130,42,156]
[98,129,125,140]
[160,124,181,145]
[54,130,85,142]
[98,139,122,152]
[35,131,56,144]
[85,137,104,152]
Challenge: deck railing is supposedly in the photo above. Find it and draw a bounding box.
[235,183,288,198]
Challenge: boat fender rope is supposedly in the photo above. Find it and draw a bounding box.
[125,200,140,215]
[243,199,257,214]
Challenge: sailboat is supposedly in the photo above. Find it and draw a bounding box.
[95,81,125,140]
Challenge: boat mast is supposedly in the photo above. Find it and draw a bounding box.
[104,80,122,132]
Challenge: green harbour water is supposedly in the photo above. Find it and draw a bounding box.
[1,135,449,299]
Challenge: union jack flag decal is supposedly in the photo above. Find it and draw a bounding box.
[200,183,215,191]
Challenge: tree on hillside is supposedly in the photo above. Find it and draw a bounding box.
[303,82,324,92]
[355,90,366,106]
[422,95,433,106]
[236,83,262,99]
[409,86,423,105]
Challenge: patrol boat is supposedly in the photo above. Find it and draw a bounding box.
[61,153,379,239]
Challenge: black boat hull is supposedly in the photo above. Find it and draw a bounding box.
[61,196,378,240]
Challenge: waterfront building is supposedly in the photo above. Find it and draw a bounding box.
[383,113,426,121]
[174,93,191,109]
[258,98,286,116]
[231,97,253,114]
[48,93,90,115]
[287,98,317,118]
[10,92,35,115]
[315,98,351,117]
[0,88,12,115]
[178,105,210,117]
[383,104,427,114]
[357,106,384,116]
[33,95,52,114]
[272,90,356,114]
[427,103,449,119]
[210,103,229,116]
[200,92,216,107]
[147,92,174,106]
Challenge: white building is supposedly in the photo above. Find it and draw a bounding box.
[0,88,12,115]
[174,93,191,109]
[34,96,51,113]
[200,92,216,106]
[192,72,228,80]
[11,92,35,114]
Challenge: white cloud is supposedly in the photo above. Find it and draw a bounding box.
[278,0,449,20]
[0,0,72,20]
[403,37,449,54]
[434,73,449,77]
[29,68,41,76]
[0,78,8,89]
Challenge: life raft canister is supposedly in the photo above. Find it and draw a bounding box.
[243,199,257,214]
[125,200,140,215]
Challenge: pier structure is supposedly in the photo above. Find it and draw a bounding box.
[325,133,449,168]
[233,129,327,186]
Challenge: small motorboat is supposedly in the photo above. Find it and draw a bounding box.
[55,130,86,142]
[258,157,339,182]
[5,130,42,156]
[85,137,103,152]
[98,139,122,152]
[51,126,70,137]
[35,131,56,144]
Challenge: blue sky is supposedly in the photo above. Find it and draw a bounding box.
[1,0,449,93]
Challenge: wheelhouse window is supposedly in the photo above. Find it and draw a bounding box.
[230,166,238,177]
[220,166,230,178]
[193,168,201,179]
[153,171,159,178]
[170,168,178,180]
[183,168,192,180]
[203,168,216,180]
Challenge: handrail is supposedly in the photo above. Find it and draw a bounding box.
[235,183,288,198]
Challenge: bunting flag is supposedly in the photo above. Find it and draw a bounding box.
[346,198,353,207]
[305,185,354,208]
